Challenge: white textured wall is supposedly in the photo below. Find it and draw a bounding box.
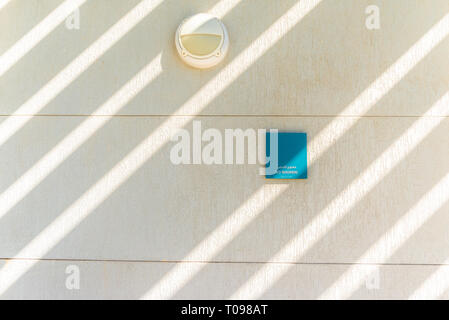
[0,0,448,299]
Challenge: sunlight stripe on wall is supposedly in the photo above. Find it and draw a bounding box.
[318,93,449,299]
[0,0,12,11]
[0,54,162,221]
[410,257,449,299]
[0,54,162,295]
[0,0,164,148]
[230,12,449,298]
[141,185,288,299]
[208,0,241,19]
[0,0,322,298]
[0,0,87,77]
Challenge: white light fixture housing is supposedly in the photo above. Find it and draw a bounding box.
[175,13,229,69]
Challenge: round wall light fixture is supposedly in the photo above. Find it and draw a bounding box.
[175,13,229,69]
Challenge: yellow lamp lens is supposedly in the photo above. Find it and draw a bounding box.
[180,34,222,56]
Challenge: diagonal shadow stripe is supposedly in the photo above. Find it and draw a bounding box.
[6,0,440,298]
[227,12,449,299]
[0,0,145,121]
[0,0,213,196]
[164,8,448,300]
[148,0,436,299]
[0,0,165,149]
[0,54,162,220]
[2,0,444,300]
[0,0,173,224]
[0,0,61,56]
[351,177,449,299]
[0,0,282,254]
[142,184,289,299]
[0,0,88,77]
[273,33,449,298]
[171,102,449,298]
[0,0,315,296]
[317,93,449,298]
[166,7,444,298]
[263,34,449,299]
[409,219,449,299]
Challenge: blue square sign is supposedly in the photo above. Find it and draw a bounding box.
[266,132,307,179]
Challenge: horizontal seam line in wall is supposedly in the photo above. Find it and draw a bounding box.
[0,114,448,118]
[1,257,449,267]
